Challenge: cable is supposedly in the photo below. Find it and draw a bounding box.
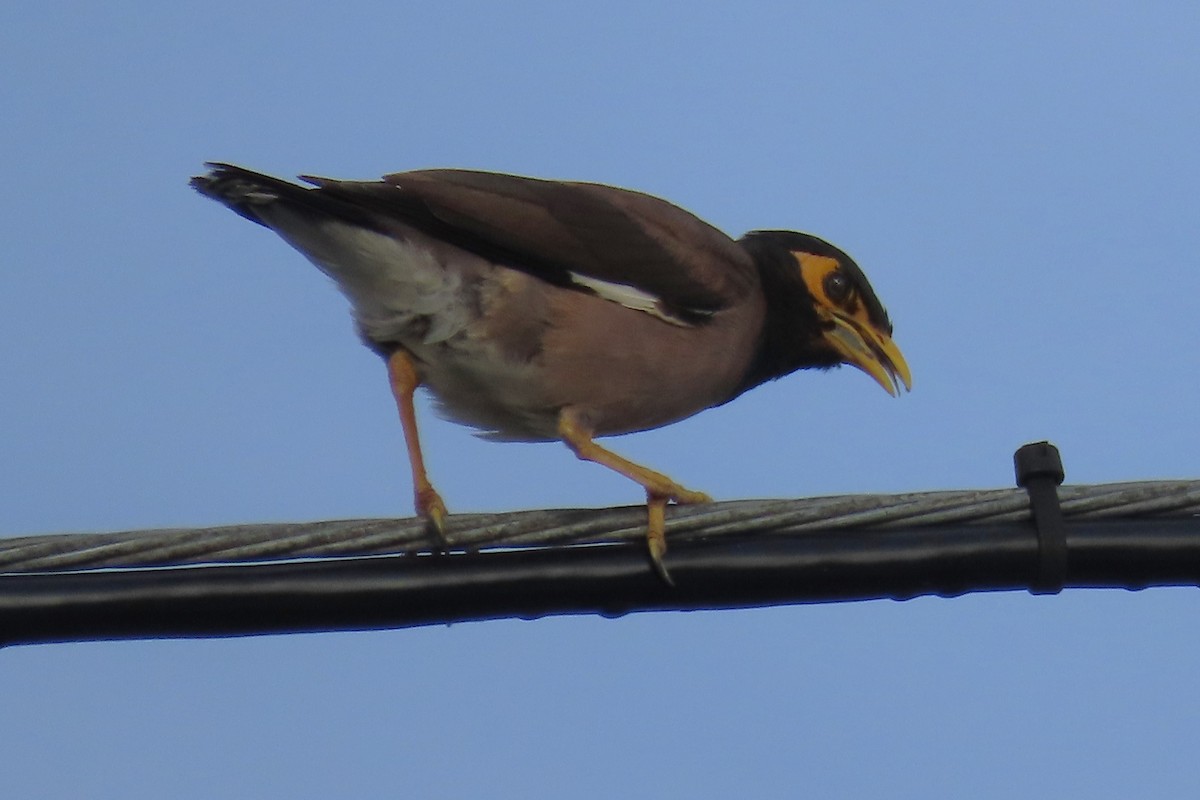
[2,443,1198,647]
[3,517,1199,647]
[4,481,1198,573]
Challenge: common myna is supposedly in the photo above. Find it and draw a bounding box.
[191,164,911,580]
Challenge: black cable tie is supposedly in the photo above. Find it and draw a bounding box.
[1014,441,1068,595]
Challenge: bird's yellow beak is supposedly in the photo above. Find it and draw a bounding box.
[825,313,912,397]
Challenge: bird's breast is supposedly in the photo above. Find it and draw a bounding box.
[410,272,766,441]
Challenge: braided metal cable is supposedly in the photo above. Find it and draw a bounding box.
[3,480,1198,574]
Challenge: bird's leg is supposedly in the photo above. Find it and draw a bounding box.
[557,410,712,504]
[558,409,711,581]
[386,348,448,539]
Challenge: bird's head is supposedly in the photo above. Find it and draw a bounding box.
[738,230,912,396]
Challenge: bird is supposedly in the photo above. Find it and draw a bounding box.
[191,163,911,582]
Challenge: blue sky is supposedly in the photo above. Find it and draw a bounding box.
[3,2,1199,797]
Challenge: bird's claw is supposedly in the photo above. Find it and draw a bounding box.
[647,479,712,506]
[668,487,712,505]
[642,481,713,584]
[647,530,674,587]
[416,485,449,543]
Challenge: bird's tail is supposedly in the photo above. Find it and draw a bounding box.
[190,163,467,343]
[189,162,377,230]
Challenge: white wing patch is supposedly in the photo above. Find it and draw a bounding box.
[568,272,692,327]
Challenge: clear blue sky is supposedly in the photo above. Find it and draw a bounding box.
[4,2,1199,797]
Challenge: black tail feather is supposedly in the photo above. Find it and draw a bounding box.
[189,162,380,230]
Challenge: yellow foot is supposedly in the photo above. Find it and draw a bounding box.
[555,408,712,584]
[646,492,675,586]
[665,485,712,505]
[416,485,449,543]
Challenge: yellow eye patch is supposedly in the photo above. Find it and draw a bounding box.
[794,252,858,314]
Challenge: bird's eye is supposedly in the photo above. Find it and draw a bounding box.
[824,270,852,304]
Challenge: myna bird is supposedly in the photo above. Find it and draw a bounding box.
[191,163,911,581]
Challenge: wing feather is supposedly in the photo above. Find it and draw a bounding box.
[305,169,757,321]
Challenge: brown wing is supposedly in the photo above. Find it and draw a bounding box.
[301,169,757,320]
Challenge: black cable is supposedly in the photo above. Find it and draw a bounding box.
[4,517,1199,647]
